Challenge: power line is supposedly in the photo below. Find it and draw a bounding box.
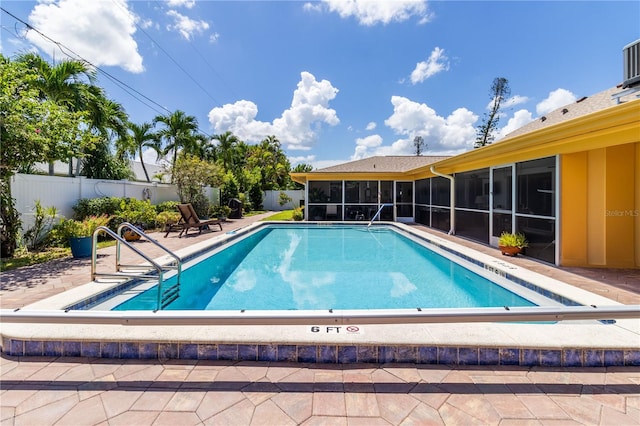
[1,7,171,116]
[187,37,241,101]
[0,6,216,138]
[108,0,224,108]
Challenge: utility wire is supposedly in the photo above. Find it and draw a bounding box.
[108,0,223,108]
[1,6,217,139]
[1,7,172,116]
[187,37,241,101]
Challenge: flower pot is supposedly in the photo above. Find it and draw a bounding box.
[123,230,141,241]
[69,236,92,258]
[499,245,522,257]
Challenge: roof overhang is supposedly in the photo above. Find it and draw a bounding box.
[290,99,639,184]
[428,98,639,175]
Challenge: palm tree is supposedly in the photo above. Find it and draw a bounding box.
[119,122,160,182]
[212,131,240,172]
[16,53,96,175]
[76,87,130,177]
[153,110,200,181]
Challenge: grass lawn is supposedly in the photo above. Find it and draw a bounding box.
[262,210,294,221]
[0,240,116,272]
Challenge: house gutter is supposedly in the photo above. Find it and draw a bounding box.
[430,165,455,235]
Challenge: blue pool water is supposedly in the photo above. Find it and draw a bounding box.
[112,225,536,311]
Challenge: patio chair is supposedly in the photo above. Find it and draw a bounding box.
[169,203,222,238]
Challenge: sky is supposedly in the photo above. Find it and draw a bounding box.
[1,0,639,169]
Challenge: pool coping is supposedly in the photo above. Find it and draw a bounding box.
[2,221,639,366]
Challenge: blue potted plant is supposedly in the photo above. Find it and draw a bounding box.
[56,215,111,258]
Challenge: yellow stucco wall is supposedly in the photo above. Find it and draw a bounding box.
[560,142,639,268]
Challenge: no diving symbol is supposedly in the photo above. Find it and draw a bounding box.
[346,326,360,333]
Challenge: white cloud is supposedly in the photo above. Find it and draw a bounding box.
[352,134,383,160]
[366,121,377,131]
[208,72,340,150]
[166,0,195,9]
[352,97,477,159]
[536,88,577,116]
[289,155,316,166]
[26,0,144,73]
[495,109,534,140]
[410,47,449,84]
[310,159,345,169]
[166,10,209,40]
[503,95,529,109]
[314,0,431,26]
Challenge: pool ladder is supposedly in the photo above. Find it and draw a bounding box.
[91,223,182,310]
[368,203,393,227]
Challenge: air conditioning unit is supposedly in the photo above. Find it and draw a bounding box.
[622,39,640,88]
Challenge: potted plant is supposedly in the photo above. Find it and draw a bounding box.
[210,205,231,221]
[55,215,111,258]
[498,232,528,256]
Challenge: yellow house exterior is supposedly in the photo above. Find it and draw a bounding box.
[291,87,640,268]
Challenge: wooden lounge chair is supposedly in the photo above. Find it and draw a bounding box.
[168,203,222,238]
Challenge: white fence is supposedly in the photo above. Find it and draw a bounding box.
[11,174,195,232]
[10,174,303,231]
[262,190,305,211]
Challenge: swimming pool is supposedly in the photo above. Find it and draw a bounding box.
[103,225,549,311]
[3,221,638,366]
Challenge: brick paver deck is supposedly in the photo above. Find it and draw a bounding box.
[1,214,638,425]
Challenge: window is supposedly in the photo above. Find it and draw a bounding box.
[345,181,378,203]
[455,169,490,210]
[431,177,450,207]
[415,179,430,204]
[308,181,343,203]
[516,157,555,217]
[455,210,489,243]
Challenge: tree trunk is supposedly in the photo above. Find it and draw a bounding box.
[0,175,20,258]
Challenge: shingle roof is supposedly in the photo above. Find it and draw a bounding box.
[313,155,450,173]
[502,85,640,139]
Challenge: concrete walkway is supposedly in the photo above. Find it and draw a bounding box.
[1,214,639,425]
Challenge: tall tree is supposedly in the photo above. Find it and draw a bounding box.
[16,53,97,174]
[247,135,291,190]
[413,135,425,156]
[153,110,200,181]
[119,122,160,182]
[212,131,240,172]
[290,163,313,189]
[80,90,131,178]
[1,55,91,256]
[474,77,511,148]
[292,163,313,173]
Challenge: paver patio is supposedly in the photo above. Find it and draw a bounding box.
[1,213,638,425]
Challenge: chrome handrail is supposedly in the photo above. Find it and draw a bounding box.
[116,222,182,275]
[91,225,182,310]
[368,203,393,227]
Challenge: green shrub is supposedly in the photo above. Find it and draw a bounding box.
[278,191,292,206]
[73,197,121,220]
[156,211,181,227]
[190,193,210,218]
[116,198,157,228]
[292,207,304,221]
[156,201,179,213]
[23,201,58,250]
[498,232,528,248]
[210,204,231,219]
[50,214,111,245]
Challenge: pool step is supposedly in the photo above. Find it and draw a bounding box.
[160,283,180,309]
[92,223,183,311]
